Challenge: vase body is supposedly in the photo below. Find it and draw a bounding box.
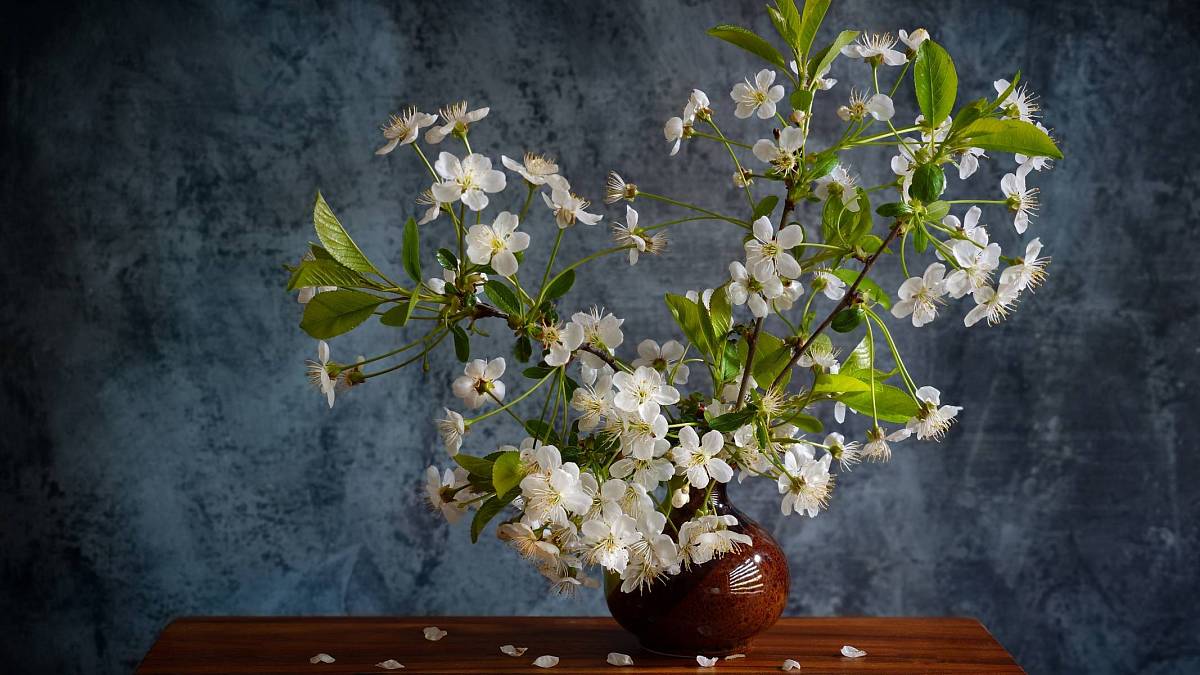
[605,483,789,656]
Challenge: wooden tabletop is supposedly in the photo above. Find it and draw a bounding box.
[137,616,1022,674]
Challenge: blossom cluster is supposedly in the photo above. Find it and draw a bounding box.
[288,3,1061,596]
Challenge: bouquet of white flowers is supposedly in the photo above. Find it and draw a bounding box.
[286,1,1060,597]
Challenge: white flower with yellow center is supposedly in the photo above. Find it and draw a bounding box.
[728,261,783,318]
[435,408,466,456]
[993,79,1040,122]
[999,238,1050,293]
[814,164,861,212]
[840,33,906,66]
[745,215,804,282]
[752,126,804,174]
[518,445,591,525]
[580,511,639,573]
[730,69,785,119]
[501,152,561,186]
[611,206,667,265]
[424,466,474,524]
[375,107,437,155]
[539,320,584,368]
[837,89,895,122]
[945,236,1001,299]
[632,339,690,386]
[671,426,734,489]
[777,448,833,517]
[542,187,602,228]
[1001,167,1039,233]
[431,152,507,211]
[451,357,506,409]
[898,28,930,53]
[425,100,489,144]
[891,263,947,327]
[906,386,961,440]
[613,365,680,420]
[964,283,1019,327]
[568,308,624,369]
[465,211,529,277]
[570,366,613,431]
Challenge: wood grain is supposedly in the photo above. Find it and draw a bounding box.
[136,616,1023,674]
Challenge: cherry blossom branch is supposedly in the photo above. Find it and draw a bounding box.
[734,317,764,408]
[770,221,905,391]
[579,344,623,372]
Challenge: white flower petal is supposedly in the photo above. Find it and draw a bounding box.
[725,653,746,660]
[309,653,336,664]
[533,654,560,668]
[781,658,802,671]
[501,645,528,656]
[696,655,718,667]
[607,652,634,666]
[841,645,867,658]
[376,659,405,670]
[423,626,448,641]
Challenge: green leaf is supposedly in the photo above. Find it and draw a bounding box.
[523,365,555,379]
[838,382,919,423]
[957,118,1063,159]
[812,373,872,393]
[436,248,458,270]
[707,24,787,69]
[454,453,494,479]
[708,408,756,432]
[790,89,813,112]
[451,325,470,362]
[845,335,872,371]
[299,289,384,339]
[984,71,1021,116]
[401,216,421,283]
[911,164,946,203]
[491,451,524,495]
[876,201,914,218]
[913,40,958,129]
[514,335,532,363]
[752,195,780,221]
[715,340,741,381]
[924,200,950,222]
[807,152,839,180]
[379,289,421,327]
[796,0,831,57]
[286,257,378,292]
[543,269,575,301]
[747,332,792,386]
[664,294,709,354]
[706,287,733,347]
[913,225,930,253]
[830,269,891,309]
[524,420,561,446]
[484,280,521,316]
[831,307,863,333]
[807,30,858,80]
[780,411,823,433]
[312,192,381,275]
[470,488,518,543]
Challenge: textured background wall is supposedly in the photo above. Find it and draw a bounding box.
[2,1,1198,673]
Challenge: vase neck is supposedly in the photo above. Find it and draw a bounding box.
[674,481,732,522]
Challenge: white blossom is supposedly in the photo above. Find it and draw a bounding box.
[777,447,833,517]
[944,237,1001,299]
[1001,167,1038,234]
[999,238,1050,293]
[465,211,529,276]
[678,513,751,566]
[501,152,561,185]
[964,283,1019,327]
[664,116,688,156]
[425,101,489,144]
[891,263,947,327]
[898,28,930,52]
[811,268,847,301]
[436,408,466,456]
[431,152,507,211]
[671,426,734,488]
[752,126,804,174]
[745,216,804,281]
[728,261,783,318]
[838,89,894,122]
[539,321,585,368]
[306,340,337,408]
[993,78,1040,122]
[375,107,437,155]
[451,357,506,409]
[906,386,961,440]
[518,445,591,524]
[813,165,860,211]
[632,339,690,385]
[570,366,613,431]
[581,510,639,572]
[612,205,667,265]
[569,308,624,369]
[543,187,602,227]
[731,69,785,119]
[863,425,911,462]
[824,432,862,471]
[611,438,674,491]
[424,466,473,524]
[840,33,906,66]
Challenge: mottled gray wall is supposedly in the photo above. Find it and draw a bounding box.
[2,1,1198,673]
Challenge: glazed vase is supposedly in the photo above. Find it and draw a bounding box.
[605,483,789,656]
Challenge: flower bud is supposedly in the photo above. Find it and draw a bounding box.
[671,487,690,508]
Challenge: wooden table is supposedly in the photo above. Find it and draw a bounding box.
[137,616,1022,673]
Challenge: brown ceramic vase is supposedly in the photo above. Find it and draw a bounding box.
[605,482,789,656]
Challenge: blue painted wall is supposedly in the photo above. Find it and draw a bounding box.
[2,1,1198,673]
